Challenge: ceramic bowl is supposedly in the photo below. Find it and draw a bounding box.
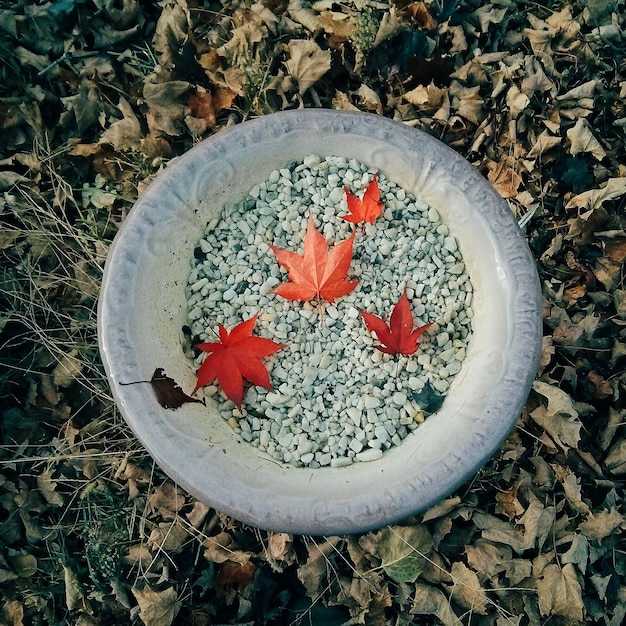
[98,109,541,535]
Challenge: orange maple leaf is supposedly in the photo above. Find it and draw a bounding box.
[342,175,384,224]
[269,215,358,303]
[193,315,284,408]
[361,288,432,356]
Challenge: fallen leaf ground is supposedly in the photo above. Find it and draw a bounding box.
[1,0,625,624]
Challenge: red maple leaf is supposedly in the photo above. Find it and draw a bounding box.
[269,215,358,303]
[192,315,285,408]
[361,288,432,356]
[342,175,384,224]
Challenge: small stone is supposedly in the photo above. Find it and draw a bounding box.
[303,154,321,168]
[392,392,407,406]
[191,277,208,292]
[188,307,202,320]
[331,457,353,468]
[349,439,364,453]
[447,360,462,375]
[364,396,381,409]
[329,186,344,203]
[346,407,362,426]
[317,452,332,466]
[436,332,450,347]
[355,449,383,462]
[259,430,270,448]
[269,169,280,183]
[374,425,389,443]
[300,452,314,465]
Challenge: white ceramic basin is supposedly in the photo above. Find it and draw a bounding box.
[98,109,542,534]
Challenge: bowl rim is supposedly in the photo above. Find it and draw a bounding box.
[98,109,542,534]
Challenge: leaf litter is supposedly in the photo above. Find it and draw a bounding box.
[1,0,626,624]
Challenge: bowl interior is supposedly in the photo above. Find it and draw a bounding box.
[98,110,541,534]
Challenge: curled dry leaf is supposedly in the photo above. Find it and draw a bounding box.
[150,368,203,410]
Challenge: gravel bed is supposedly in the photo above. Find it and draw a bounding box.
[185,154,473,468]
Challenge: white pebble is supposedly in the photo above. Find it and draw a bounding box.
[364,396,381,409]
[355,449,383,462]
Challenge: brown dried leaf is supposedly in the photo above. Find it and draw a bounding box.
[319,11,354,44]
[265,533,296,572]
[215,561,255,590]
[566,178,626,210]
[64,566,87,612]
[332,90,360,111]
[61,82,102,135]
[131,585,181,626]
[378,525,434,583]
[465,540,512,580]
[297,537,341,595]
[153,2,189,69]
[100,97,142,152]
[9,553,37,578]
[404,2,436,29]
[36,469,64,507]
[150,368,202,410]
[521,56,556,96]
[204,532,252,565]
[52,350,82,388]
[578,508,624,540]
[186,87,237,134]
[70,143,126,180]
[1,600,24,626]
[531,381,581,450]
[449,81,483,125]
[186,501,211,529]
[567,118,607,160]
[561,470,591,515]
[148,520,189,552]
[604,438,626,474]
[505,85,530,118]
[487,159,522,198]
[448,562,488,615]
[410,583,459,626]
[354,84,383,114]
[495,483,524,520]
[536,563,584,621]
[527,130,561,158]
[148,482,185,519]
[285,40,331,95]
[143,80,191,136]
[124,544,153,569]
[518,492,555,551]
[561,534,589,575]
[374,7,405,47]
[472,511,527,553]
